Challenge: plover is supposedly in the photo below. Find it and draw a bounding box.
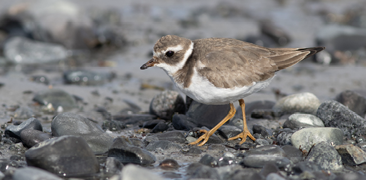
[141,35,324,146]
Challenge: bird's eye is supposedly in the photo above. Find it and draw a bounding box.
[165,51,174,57]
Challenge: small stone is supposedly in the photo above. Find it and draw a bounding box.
[316,100,366,138]
[281,145,303,163]
[333,172,366,180]
[199,154,218,167]
[152,131,186,144]
[151,121,169,133]
[149,90,185,120]
[63,70,114,86]
[105,157,123,174]
[5,117,43,142]
[30,75,49,85]
[172,114,197,130]
[189,164,220,179]
[186,99,230,128]
[260,163,279,177]
[283,113,324,129]
[119,164,164,180]
[253,125,273,137]
[266,173,286,180]
[13,167,62,180]
[13,106,35,119]
[276,129,295,146]
[306,142,343,170]
[145,140,182,151]
[335,144,366,165]
[335,90,366,117]
[243,145,290,168]
[32,89,77,111]
[272,92,321,116]
[291,127,343,151]
[159,159,179,170]
[20,129,52,148]
[218,125,243,139]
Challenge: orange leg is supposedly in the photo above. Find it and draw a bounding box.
[189,103,236,146]
[228,99,256,144]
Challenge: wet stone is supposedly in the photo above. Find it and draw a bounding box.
[152,131,186,144]
[199,154,218,167]
[13,167,63,180]
[119,164,164,180]
[142,119,165,129]
[151,121,169,133]
[333,172,366,180]
[159,159,179,170]
[172,114,197,130]
[13,106,34,119]
[52,112,114,154]
[335,144,366,166]
[266,173,286,180]
[149,90,186,120]
[108,137,156,166]
[105,157,123,174]
[290,161,322,175]
[63,70,115,86]
[291,127,343,152]
[5,117,43,142]
[283,113,324,129]
[218,125,242,139]
[25,135,99,176]
[260,163,279,177]
[189,164,220,179]
[30,75,49,85]
[335,90,366,117]
[281,145,303,163]
[186,99,230,128]
[253,125,273,138]
[276,129,295,146]
[272,92,321,116]
[20,129,52,148]
[145,140,182,151]
[32,89,77,111]
[306,142,343,171]
[243,145,290,168]
[317,100,366,138]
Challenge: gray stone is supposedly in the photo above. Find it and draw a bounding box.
[243,145,290,168]
[105,157,123,174]
[272,92,321,116]
[306,142,343,171]
[63,70,114,86]
[145,140,182,151]
[118,164,164,180]
[335,144,366,165]
[159,159,179,170]
[5,117,43,140]
[32,89,77,111]
[152,131,186,144]
[335,90,366,117]
[189,164,220,179]
[266,173,286,180]
[283,113,324,129]
[150,90,185,120]
[13,106,34,119]
[291,127,343,151]
[13,167,63,180]
[316,100,366,138]
[20,129,52,148]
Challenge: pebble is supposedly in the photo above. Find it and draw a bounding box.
[30,75,49,85]
[63,70,115,86]
[281,145,303,163]
[276,129,295,146]
[172,114,198,130]
[20,129,52,148]
[151,121,169,133]
[266,173,286,180]
[159,159,179,170]
[335,90,366,117]
[25,135,99,176]
[108,137,156,165]
[283,113,324,129]
[152,131,187,144]
[149,90,185,120]
[217,125,243,139]
[118,164,164,180]
[199,154,218,167]
[105,157,124,174]
[334,173,366,180]
[291,127,343,151]
[306,142,343,171]
[4,36,68,64]
[13,106,35,119]
[145,140,182,151]
[260,163,280,177]
[335,144,366,166]
[51,112,114,154]
[13,167,63,180]
[32,89,78,111]
[316,100,366,138]
[189,164,220,179]
[272,92,321,116]
[243,145,290,168]
[253,124,273,137]
[5,117,43,142]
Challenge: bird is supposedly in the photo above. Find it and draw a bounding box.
[140,35,325,146]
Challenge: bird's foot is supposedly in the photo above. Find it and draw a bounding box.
[228,129,256,145]
[189,129,212,146]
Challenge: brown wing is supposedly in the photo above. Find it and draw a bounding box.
[193,38,324,88]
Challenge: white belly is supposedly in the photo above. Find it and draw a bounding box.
[170,69,275,105]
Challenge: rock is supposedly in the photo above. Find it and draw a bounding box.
[233,100,275,119]
[63,70,115,86]
[145,140,182,151]
[32,89,77,111]
[13,167,63,180]
[152,131,186,144]
[25,135,99,176]
[217,152,238,167]
[172,114,197,130]
[291,161,322,175]
[306,142,343,171]
[281,145,303,163]
[4,37,68,64]
[149,90,186,120]
[159,159,179,170]
[291,127,343,151]
[51,112,114,154]
[189,164,220,179]
[283,113,324,129]
[335,144,366,166]
[13,106,34,119]
[260,163,279,177]
[276,129,295,146]
[333,173,366,180]
[199,154,218,167]
[218,125,243,139]
[108,137,156,166]
[316,100,366,138]
[186,99,231,128]
[105,157,123,174]
[335,90,366,117]
[225,168,262,180]
[151,121,169,133]
[20,129,52,148]
[118,164,164,180]
[266,173,286,180]
[253,125,273,137]
[243,145,290,168]
[30,75,49,85]
[5,117,43,141]
[272,92,321,116]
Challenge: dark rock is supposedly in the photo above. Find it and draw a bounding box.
[184,146,202,155]
[335,90,366,117]
[172,114,197,130]
[4,37,67,64]
[108,137,156,165]
[189,164,220,179]
[30,75,49,85]
[159,159,179,170]
[186,99,230,128]
[226,168,262,180]
[119,164,164,180]
[272,92,321,116]
[306,142,343,170]
[150,90,185,120]
[316,100,366,138]
[199,154,218,167]
[20,129,52,148]
[218,153,237,166]
[276,129,295,146]
[333,172,366,180]
[13,167,62,180]
[283,113,324,129]
[63,70,115,86]
[151,121,169,133]
[233,100,275,119]
[335,144,366,166]
[253,125,273,137]
[218,125,243,139]
[142,120,165,129]
[32,89,77,111]
[13,106,34,119]
[25,135,99,176]
[250,109,275,119]
[105,157,123,174]
[266,173,286,180]
[260,163,279,177]
[52,112,113,154]
[291,127,343,151]
[255,139,270,146]
[5,117,43,142]
[281,145,303,163]
[357,142,366,152]
[291,161,322,175]
[152,131,186,144]
[243,145,290,168]
[145,140,182,151]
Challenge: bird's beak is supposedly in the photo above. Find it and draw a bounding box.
[140,58,157,70]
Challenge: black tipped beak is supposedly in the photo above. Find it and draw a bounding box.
[140,58,156,70]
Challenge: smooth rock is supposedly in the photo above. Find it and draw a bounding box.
[13,106,34,119]
[145,140,182,151]
[276,129,295,146]
[281,145,303,163]
[105,157,124,174]
[260,163,279,177]
[333,173,366,180]
[151,121,169,133]
[186,99,230,128]
[52,112,113,154]
[243,145,290,168]
[189,164,220,179]
[316,100,366,137]
[30,75,49,85]
[335,90,366,117]
[335,144,366,165]
[118,164,164,180]
[253,125,273,137]
[266,173,286,180]
[108,137,156,165]
[291,127,343,151]
[63,70,114,86]
[152,131,186,144]
[272,92,321,116]
[25,135,99,176]
[20,129,52,148]
[172,114,197,130]
[306,142,343,170]
[149,90,185,120]
[13,167,63,180]
[283,113,324,129]
[32,89,77,111]
[4,37,67,64]
[199,154,218,167]
[218,125,243,139]
[5,117,43,141]
[159,159,179,170]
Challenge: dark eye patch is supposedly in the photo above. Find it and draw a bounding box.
[165,51,174,57]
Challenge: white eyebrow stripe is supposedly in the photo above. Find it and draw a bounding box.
[161,44,184,54]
